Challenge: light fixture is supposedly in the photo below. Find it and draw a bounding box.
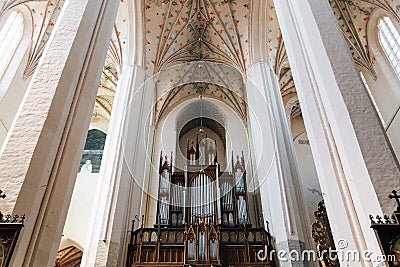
[196,60,206,135]
[199,91,204,134]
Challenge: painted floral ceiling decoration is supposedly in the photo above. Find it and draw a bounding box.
[265,0,285,73]
[145,0,250,123]
[153,60,247,122]
[144,0,250,74]
[91,2,128,131]
[92,55,118,125]
[158,82,247,122]
[279,66,295,99]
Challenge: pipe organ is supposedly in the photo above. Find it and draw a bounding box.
[127,136,274,267]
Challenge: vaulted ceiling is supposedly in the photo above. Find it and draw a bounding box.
[91,55,118,125]
[144,0,250,123]
[153,61,247,122]
[2,0,400,130]
[144,0,250,73]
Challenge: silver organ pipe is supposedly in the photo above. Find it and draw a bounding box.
[159,169,170,224]
[199,232,206,260]
[235,169,245,192]
[237,196,247,224]
[190,174,215,224]
[202,174,205,215]
[160,196,169,224]
[221,182,233,210]
[191,178,195,224]
[215,163,221,224]
[157,152,250,229]
[170,183,183,211]
[160,170,170,194]
[184,166,188,223]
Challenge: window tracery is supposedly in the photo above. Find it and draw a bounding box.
[378,17,400,79]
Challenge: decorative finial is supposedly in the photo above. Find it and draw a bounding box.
[389,190,400,212]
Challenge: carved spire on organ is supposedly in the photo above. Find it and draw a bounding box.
[159,151,172,174]
[232,151,245,171]
[187,140,198,164]
[213,139,218,164]
[186,134,219,165]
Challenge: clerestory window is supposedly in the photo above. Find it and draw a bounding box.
[0,11,24,79]
[378,16,400,79]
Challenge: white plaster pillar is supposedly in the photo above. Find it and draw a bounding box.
[82,65,155,266]
[82,2,157,265]
[272,0,400,266]
[0,0,119,266]
[247,62,313,267]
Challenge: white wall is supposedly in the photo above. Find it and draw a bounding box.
[291,117,322,225]
[60,173,100,251]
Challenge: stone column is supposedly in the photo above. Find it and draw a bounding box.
[247,62,313,267]
[249,2,314,266]
[0,0,119,266]
[273,0,400,265]
[82,65,155,266]
[82,1,156,265]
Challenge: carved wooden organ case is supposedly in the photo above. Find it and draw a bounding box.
[156,140,250,228]
[126,139,274,267]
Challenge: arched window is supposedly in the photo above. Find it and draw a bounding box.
[378,17,400,78]
[0,11,24,79]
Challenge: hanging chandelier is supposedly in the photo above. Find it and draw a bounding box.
[194,79,208,135]
[195,60,208,135]
[199,93,204,134]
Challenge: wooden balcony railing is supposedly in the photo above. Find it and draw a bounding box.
[126,223,274,267]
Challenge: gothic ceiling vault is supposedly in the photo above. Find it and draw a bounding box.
[144,0,250,123]
[91,2,128,129]
[144,0,250,73]
[2,0,400,130]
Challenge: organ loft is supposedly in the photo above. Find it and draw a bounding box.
[126,132,274,267]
